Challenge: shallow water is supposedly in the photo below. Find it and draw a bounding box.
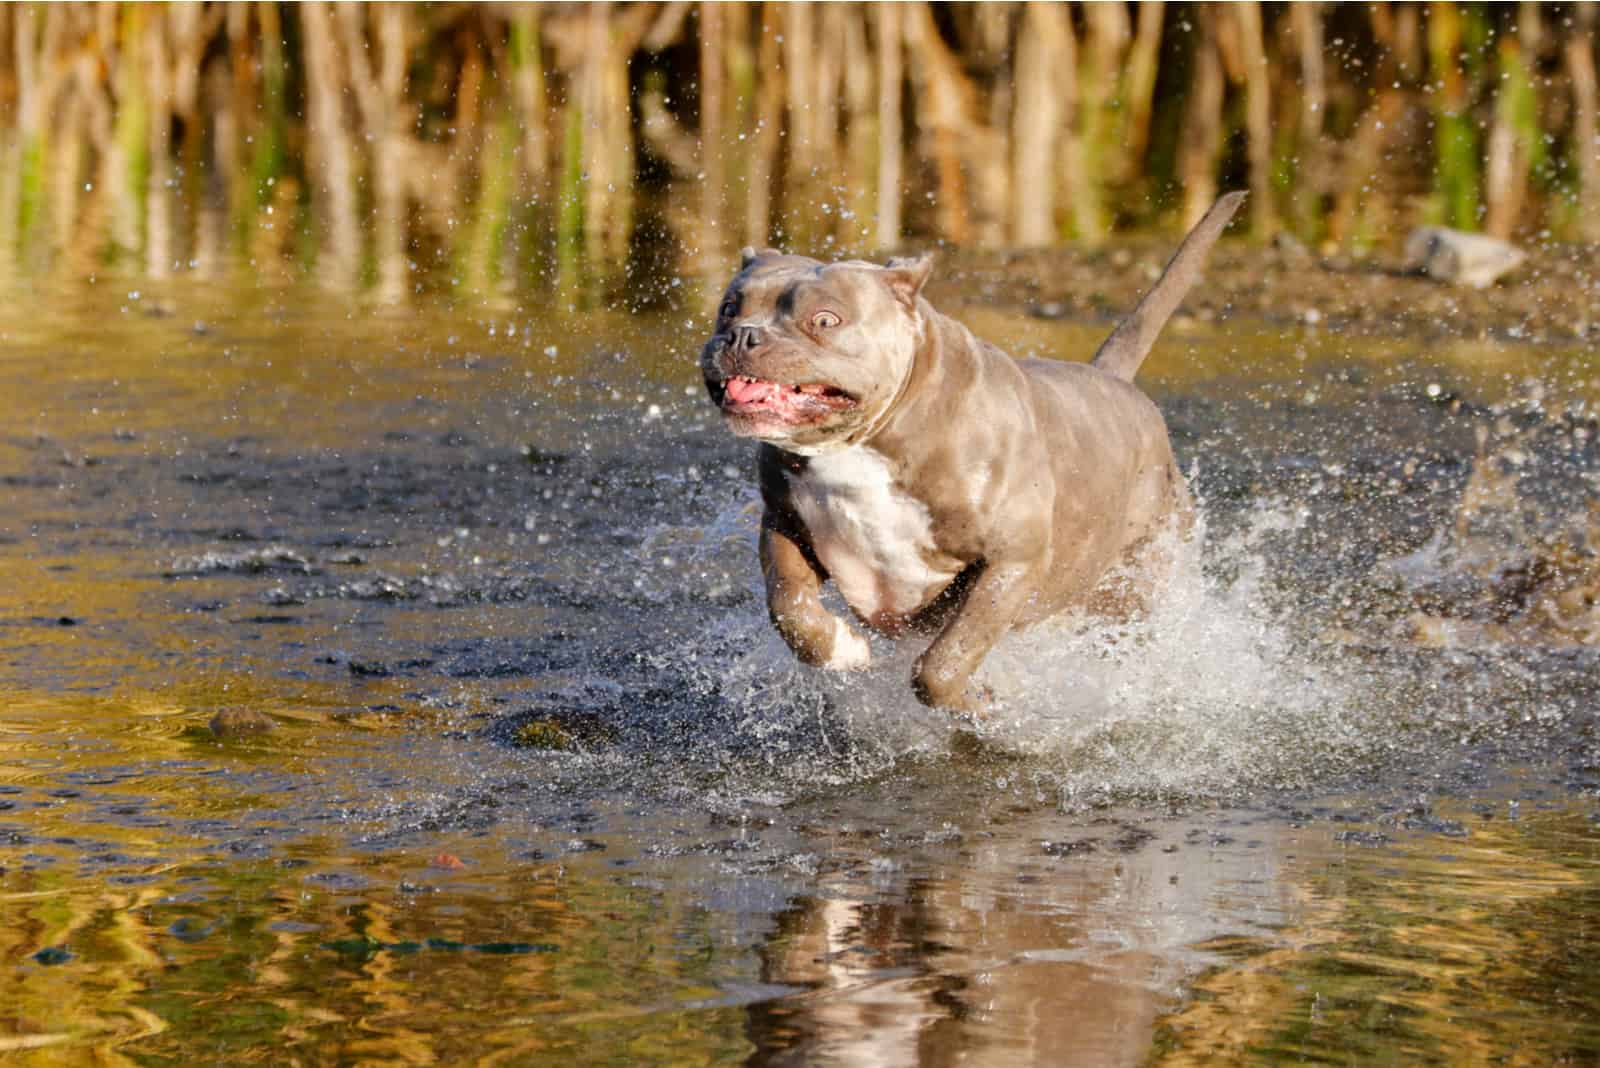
[3,276,1598,1064]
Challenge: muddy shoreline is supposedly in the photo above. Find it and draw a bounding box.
[931,238,1600,345]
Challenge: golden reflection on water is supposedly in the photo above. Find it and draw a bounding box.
[1154,799,1600,1066]
[1,840,765,1063]
[4,793,1597,1064]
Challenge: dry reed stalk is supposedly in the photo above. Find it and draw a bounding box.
[509,9,550,188]
[1011,1,1069,247]
[904,0,1009,245]
[1233,2,1276,237]
[168,3,215,130]
[340,2,415,302]
[50,77,85,259]
[781,1,821,246]
[1116,1,1166,188]
[1483,17,1536,240]
[108,5,146,258]
[145,9,173,277]
[424,25,485,242]
[1055,4,1087,238]
[0,5,36,264]
[698,2,727,268]
[976,5,1013,182]
[459,110,514,296]
[814,3,847,246]
[640,75,698,176]
[301,2,359,287]
[722,1,754,226]
[58,8,116,273]
[1327,6,1406,251]
[746,3,783,247]
[1290,2,1327,239]
[1392,1,1422,81]
[1428,0,1480,230]
[3,0,1596,289]
[169,3,223,257]
[581,4,646,265]
[221,3,255,247]
[252,2,286,206]
[1566,2,1599,240]
[1076,3,1129,243]
[192,55,228,277]
[21,2,75,241]
[902,1,968,242]
[876,2,903,249]
[814,5,843,159]
[839,5,876,251]
[1179,5,1225,229]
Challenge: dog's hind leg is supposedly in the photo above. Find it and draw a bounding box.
[1087,473,1196,622]
[912,558,1041,716]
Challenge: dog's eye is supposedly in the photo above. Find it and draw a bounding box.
[811,310,841,330]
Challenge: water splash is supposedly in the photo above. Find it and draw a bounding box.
[662,498,1384,805]
[975,507,1376,802]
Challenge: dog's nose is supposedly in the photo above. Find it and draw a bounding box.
[732,323,767,352]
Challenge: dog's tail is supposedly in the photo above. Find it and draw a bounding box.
[1091,191,1246,382]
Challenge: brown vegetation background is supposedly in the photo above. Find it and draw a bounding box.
[0,2,1595,303]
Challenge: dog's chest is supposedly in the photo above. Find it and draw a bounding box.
[786,449,956,619]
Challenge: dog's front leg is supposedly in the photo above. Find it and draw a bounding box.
[912,559,1036,715]
[760,518,871,671]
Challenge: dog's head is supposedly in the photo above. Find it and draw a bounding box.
[700,248,933,453]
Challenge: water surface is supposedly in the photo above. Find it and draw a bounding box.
[3,276,1598,1064]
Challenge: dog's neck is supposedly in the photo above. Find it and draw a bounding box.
[834,299,949,454]
[858,305,992,459]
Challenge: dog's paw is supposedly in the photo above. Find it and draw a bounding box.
[911,659,994,716]
[823,618,872,671]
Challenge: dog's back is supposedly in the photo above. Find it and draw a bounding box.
[1008,358,1184,621]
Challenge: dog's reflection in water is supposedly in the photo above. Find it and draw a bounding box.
[745,813,1291,1067]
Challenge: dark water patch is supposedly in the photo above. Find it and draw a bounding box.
[346,657,434,678]
[167,917,219,942]
[322,935,559,962]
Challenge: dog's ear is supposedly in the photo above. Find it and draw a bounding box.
[740,247,785,270]
[882,254,934,309]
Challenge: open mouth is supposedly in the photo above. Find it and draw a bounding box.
[718,375,856,421]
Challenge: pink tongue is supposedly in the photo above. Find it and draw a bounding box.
[725,377,782,405]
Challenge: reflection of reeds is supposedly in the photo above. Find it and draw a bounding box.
[0,3,1595,302]
[1156,813,1596,1065]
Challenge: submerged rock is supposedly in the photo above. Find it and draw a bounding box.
[505,711,616,751]
[512,718,576,751]
[209,708,276,737]
[1403,226,1525,288]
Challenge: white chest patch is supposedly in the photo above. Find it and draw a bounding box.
[787,448,957,620]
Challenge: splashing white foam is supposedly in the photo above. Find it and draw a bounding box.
[677,496,1381,802]
[973,508,1375,800]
